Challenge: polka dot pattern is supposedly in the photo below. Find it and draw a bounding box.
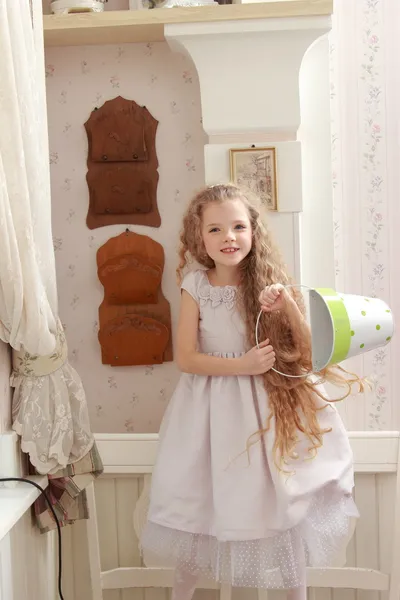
[141,492,357,590]
[328,294,393,362]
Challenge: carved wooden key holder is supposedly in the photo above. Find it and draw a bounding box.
[97,230,173,367]
[85,96,161,229]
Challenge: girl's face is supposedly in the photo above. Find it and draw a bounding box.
[201,199,253,268]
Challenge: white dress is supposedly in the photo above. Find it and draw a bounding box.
[141,269,358,589]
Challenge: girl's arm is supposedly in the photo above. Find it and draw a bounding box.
[176,291,275,376]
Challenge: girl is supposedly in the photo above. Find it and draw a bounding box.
[141,184,361,600]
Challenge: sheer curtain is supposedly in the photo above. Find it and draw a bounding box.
[330,0,400,430]
[0,0,94,474]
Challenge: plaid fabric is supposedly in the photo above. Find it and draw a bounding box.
[33,442,103,534]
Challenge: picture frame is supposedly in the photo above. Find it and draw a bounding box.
[229,147,278,211]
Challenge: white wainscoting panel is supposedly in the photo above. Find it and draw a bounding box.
[62,432,400,600]
[0,512,56,600]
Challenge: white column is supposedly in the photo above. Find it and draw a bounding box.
[298,34,335,288]
[166,14,332,280]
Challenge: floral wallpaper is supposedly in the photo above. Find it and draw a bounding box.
[45,42,205,432]
[330,0,399,430]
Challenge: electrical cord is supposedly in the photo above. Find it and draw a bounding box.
[0,477,64,600]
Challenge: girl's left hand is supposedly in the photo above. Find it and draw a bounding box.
[259,284,289,312]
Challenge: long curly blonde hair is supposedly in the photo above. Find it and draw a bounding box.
[177,184,363,463]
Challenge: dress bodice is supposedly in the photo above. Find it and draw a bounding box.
[181,269,247,355]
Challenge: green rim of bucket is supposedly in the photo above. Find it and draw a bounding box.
[315,288,352,366]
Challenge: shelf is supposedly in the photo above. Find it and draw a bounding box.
[0,476,48,541]
[43,0,333,46]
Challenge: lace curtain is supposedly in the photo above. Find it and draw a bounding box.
[0,0,93,474]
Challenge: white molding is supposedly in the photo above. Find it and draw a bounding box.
[43,2,335,47]
[95,433,158,474]
[165,17,331,137]
[166,15,332,37]
[94,431,400,474]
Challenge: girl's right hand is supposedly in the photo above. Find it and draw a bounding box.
[238,339,275,376]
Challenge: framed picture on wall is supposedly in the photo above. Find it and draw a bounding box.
[229,147,278,211]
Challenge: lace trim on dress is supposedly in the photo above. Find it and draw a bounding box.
[198,272,237,310]
[141,491,358,589]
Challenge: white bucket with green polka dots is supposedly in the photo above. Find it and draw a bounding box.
[309,289,394,371]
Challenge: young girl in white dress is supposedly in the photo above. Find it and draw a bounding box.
[141,184,361,600]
